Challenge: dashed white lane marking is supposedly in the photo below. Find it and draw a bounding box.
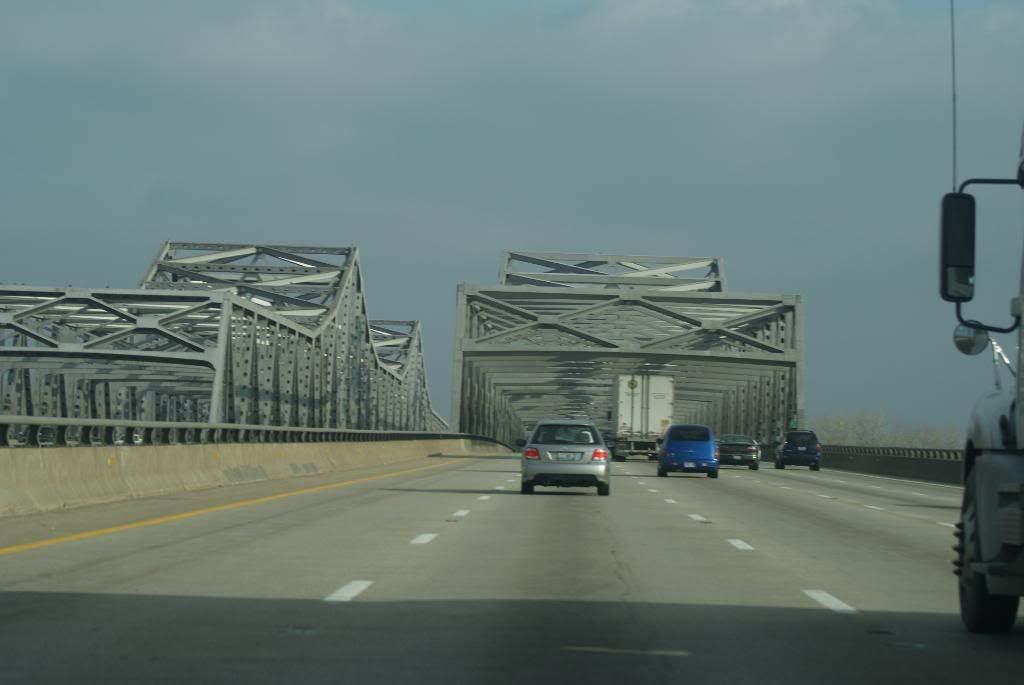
[938,522,956,528]
[834,479,847,483]
[638,482,647,485]
[410,533,438,545]
[664,499,677,504]
[864,505,885,511]
[688,514,708,522]
[452,510,470,518]
[478,495,491,501]
[912,492,926,497]
[779,486,792,490]
[804,589,857,614]
[648,489,659,493]
[816,494,836,499]
[495,486,506,490]
[727,539,754,551]
[868,485,883,490]
[506,479,515,483]
[324,580,373,602]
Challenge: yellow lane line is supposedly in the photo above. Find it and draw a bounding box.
[0,459,460,557]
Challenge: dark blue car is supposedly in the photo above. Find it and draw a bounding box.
[774,430,821,470]
[657,424,719,478]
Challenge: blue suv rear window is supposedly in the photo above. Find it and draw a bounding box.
[668,426,710,441]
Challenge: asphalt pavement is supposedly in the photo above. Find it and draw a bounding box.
[1,452,1021,684]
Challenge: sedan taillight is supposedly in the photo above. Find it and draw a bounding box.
[523,447,541,459]
[713,448,720,461]
[592,448,609,461]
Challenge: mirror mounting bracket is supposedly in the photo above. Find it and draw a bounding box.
[956,302,1020,335]
[958,177,1022,193]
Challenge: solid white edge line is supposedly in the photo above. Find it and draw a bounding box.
[864,505,885,511]
[324,580,373,602]
[453,510,470,517]
[938,522,956,528]
[804,589,857,614]
[410,533,438,545]
[727,539,754,551]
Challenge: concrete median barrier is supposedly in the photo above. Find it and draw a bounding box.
[822,445,963,484]
[0,438,511,517]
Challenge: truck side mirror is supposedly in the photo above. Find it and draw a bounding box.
[940,192,976,303]
[953,322,989,356]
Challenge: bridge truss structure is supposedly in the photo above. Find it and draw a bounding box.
[453,252,803,445]
[0,243,446,433]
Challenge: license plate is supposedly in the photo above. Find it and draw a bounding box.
[684,461,696,468]
[556,452,580,461]
[797,446,806,451]
[732,455,741,461]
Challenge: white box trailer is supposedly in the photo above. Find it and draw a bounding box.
[612,374,674,460]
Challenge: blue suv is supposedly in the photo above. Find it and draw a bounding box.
[775,430,822,470]
[657,424,719,478]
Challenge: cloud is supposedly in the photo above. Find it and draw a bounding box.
[0,0,1021,426]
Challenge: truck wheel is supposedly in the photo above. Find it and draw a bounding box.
[774,460,785,470]
[810,462,820,471]
[958,469,1019,633]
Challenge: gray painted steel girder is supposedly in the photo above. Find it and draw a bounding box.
[453,252,803,445]
[0,243,447,432]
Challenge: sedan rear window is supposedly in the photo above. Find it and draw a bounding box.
[668,426,710,441]
[533,425,599,445]
[719,435,755,445]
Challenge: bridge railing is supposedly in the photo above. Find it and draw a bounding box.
[0,415,510,450]
[820,444,963,484]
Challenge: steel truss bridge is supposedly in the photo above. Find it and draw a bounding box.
[452,252,804,445]
[0,243,447,437]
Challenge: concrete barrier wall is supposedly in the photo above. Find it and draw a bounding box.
[822,445,963,485]
[0,439,511,517]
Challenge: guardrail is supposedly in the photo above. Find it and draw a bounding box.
[0,415,511,450]
[821,445,963,485]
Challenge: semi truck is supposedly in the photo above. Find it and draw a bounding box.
[939,121,1024,633]
[610,374,673,461]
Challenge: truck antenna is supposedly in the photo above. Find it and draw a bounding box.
[949,0,959,192]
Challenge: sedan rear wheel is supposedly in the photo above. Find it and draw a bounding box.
[657,468,667,478]
[597,483,610,497]
[521,481,534,495]
[749,463,759,471]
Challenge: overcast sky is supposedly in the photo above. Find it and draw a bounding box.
[2,0,1023,429]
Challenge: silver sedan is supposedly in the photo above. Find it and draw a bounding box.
[518,419,611,496]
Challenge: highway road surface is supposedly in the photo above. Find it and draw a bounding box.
[1,452,1022,684]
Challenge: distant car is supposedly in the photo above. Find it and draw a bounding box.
[518,419,610,496]
[657,424,719,478]
[717,434,761,470]
[775,430,822,470]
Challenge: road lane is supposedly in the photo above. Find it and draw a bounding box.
[1,453,1022,684]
